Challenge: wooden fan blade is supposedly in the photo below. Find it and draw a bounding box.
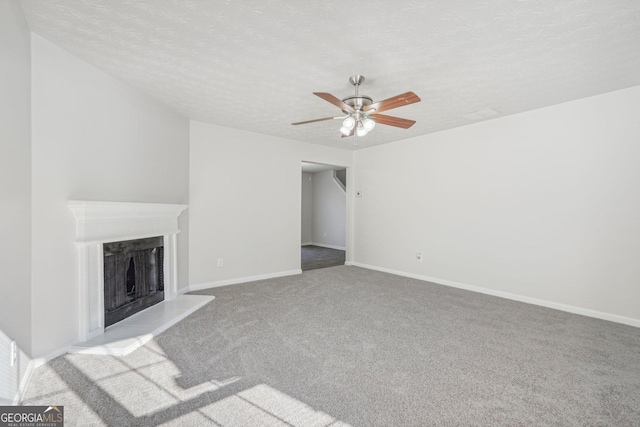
[364,91,421,113]
[314,92,355,113]
[292,116,339,125]
[370,114,416,129]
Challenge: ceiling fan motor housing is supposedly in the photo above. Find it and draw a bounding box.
[342,74,372,113]
[341,95,373,113]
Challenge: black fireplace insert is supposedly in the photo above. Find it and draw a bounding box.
[103,236,164,327]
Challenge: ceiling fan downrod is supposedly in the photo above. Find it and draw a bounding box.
[349,75,365,97]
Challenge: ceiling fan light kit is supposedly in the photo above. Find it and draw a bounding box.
[292,75,421,141]
[356,123,368,137]
[363,118,376,131]
[340,117,356,135]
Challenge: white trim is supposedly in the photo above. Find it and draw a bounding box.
[301,242,314,246]
[177,286,191,296]
[350,262,640,328]
[189,269,302,292]
[31,339,77,366]
[13,359,35,405]
[304,242,346,251]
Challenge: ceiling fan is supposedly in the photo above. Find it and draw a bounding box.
[292,75,420,138]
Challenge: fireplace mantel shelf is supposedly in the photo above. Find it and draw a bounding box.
[68,200,188,244]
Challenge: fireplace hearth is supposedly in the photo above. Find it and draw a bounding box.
[103,236,164,327]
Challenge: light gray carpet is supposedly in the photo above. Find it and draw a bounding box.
[23,266,640,426]
[301,245,345,271]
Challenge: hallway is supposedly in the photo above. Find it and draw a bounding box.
[301,245,345,271]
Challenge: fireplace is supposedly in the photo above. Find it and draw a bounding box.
[103,236,165,327]
[68,201,187,342]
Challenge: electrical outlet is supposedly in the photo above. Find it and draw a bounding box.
[217,258,224,267]
[416,252,423,262]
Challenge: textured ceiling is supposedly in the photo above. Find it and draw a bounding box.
[20,0,640,151]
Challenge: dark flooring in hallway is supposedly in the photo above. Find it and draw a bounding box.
[301,245,345,271]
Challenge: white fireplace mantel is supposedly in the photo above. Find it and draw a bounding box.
[68,200,188,342]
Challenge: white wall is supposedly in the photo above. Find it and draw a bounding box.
[0,0,33,402]
[30,35,190,357]
[301,172,313,244]
[312,170,346,249]
[353,85,640,325]
[189,121,352,288]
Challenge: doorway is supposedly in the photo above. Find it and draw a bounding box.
[301,161,347,271]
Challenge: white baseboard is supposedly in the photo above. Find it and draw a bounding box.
[177,286,192,296]
[301,242,314,246]
[33,340,77,365]
[304,242,346,251]
[189,269,302,292]
[12,338,78,403]
[350,262,640,328]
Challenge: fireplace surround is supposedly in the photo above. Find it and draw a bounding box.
[68,201,187,342]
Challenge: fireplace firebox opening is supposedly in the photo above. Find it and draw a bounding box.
[103,236,164,327]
